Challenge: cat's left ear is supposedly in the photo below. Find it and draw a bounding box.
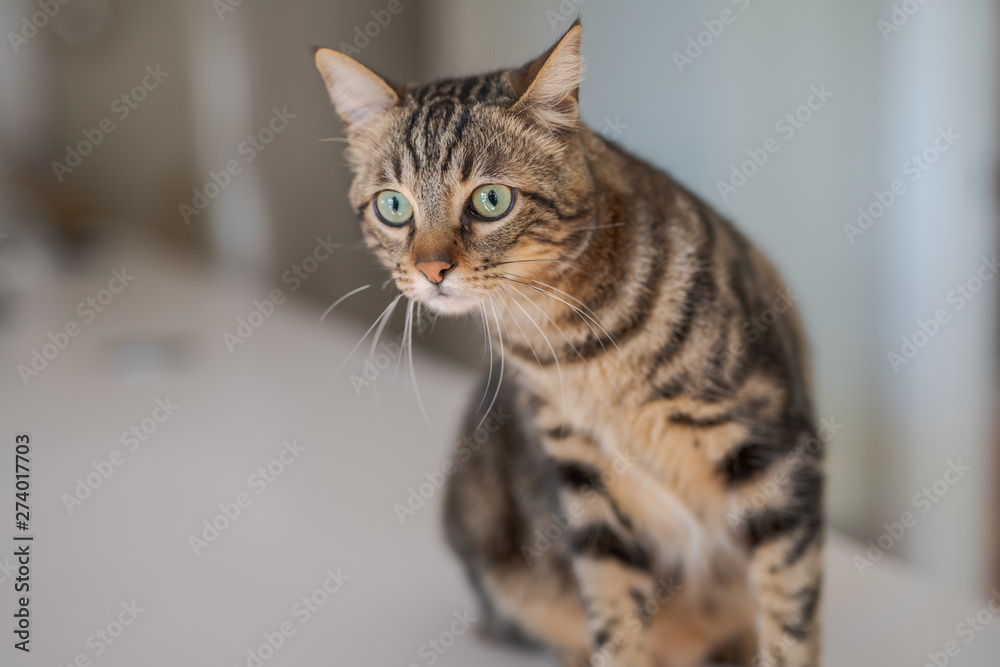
[511,19,583,132]
[314,48,400,135]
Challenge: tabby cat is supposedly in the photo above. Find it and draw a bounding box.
[315,20,823,667]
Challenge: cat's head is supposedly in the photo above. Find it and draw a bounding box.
[314,22,591,315]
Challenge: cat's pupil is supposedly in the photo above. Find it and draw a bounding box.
[488,190,498,207]
[390,196,399,212]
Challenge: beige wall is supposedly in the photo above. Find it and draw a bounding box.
[1,1,195,243]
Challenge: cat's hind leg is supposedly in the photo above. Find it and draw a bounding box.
[443,379,590,662]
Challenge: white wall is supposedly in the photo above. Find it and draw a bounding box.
[875,0,998,594]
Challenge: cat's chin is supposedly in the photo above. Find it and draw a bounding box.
[418,292,480,316]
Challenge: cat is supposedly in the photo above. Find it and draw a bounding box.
[315,19,823,667]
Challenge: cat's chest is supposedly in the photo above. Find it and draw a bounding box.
[522,361,735,513]
[562,375,743,570]
[519,360,746,574]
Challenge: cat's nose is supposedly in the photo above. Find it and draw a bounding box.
[415,259,453,284]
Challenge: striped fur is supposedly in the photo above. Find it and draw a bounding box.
[316,20,823,667]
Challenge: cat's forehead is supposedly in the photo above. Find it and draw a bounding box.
[393,71,520,166]
[363,71,526,192]
[403,71,517,107]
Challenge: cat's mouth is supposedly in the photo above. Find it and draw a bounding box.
[410,281,481,315]
[424,290,480,315]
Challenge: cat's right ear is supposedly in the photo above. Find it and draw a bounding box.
[511,20,583,132]
[314,48,399,134]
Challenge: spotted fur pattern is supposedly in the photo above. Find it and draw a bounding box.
[315,20,823,667]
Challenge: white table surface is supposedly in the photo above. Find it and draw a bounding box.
[1,239,998,666]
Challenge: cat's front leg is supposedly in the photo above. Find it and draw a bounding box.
[571,553,655,667]
[742,462,824,667]
[540,427,656,667]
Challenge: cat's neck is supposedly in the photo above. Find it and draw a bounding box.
[491,130,693,375]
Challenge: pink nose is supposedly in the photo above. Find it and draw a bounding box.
[415,260,453,284]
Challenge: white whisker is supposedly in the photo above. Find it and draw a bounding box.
[506,273,619,349]
[475,298,495,415]
[317,136,380,156]
[404,299,436,438]
[478,296,506,430]
[319,284,372,322]
[326,294,403,389]
[500,277,610,355]
[504,281,585,362]
[368,293,400,360]
[492,288,542,369]
[502,284,568,426]
[573,222,625,232]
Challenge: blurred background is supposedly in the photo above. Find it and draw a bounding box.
[0,0,998,665]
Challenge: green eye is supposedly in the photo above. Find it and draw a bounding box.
[470,184,513,219]
[374,190,413,226]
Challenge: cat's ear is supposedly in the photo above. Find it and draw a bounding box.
[314,48,399,133]
[511,19,583,132]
